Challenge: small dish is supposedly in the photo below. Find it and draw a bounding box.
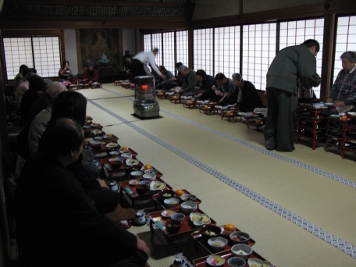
[161,210,175,218]
[227,257,246,267]
[138,180,150,186]
[231,243,253,259]
[129,179,140,185]
[348,111,356,117]
[230,231,250,244]
[126,159,139,166]
[120,152,132,159]
[135,184,149,195]
[325,102,334,107]
[171,213,185,221]
[247,258,273,267]
[109,151,120,156]
[163,197,180,208]
[190,213,210,224]
[180,194,197,202]
[143,173,156,181]
[130,170,143,178]
[206,255,225,266]
[193,220,204,227]
[106,142,119,148]
[150,181,166,191]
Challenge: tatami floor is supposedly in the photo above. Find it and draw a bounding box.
[80,84,356,267]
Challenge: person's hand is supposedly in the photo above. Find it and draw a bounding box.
[161,74,166,80]
[326,98,333,103]
[212,85,216,91]
[232,103,237,107]
[171,77,177,81]
[215,90,222,96]
[137,238,150,257]
[97,178,109,188]
[196,93,202,98]
[335,100,345,107]
[89,81,93,85]
[195,86,200,90]
[179,89,183,94]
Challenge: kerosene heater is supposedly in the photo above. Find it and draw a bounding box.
[133,76,160,118]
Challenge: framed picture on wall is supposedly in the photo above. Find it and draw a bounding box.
[78,28,122,75]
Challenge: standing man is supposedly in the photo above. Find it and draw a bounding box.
[264,39,321,151]
[130,48,163,79]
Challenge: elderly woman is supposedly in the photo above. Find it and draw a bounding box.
[327,51,356,113]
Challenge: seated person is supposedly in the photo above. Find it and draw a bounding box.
[15,118,150,267]
[326,51,356,113]
[83,62,99,85]
[195,69,218,100]
[213,73,236,105]
[157,65,177,90]
[231,73,263,112]
[172,62,184,86]
[178,65,199,96]
[37,90,136,221]
[58,60,73,81]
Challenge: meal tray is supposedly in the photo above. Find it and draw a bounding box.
[100,158,142,171]
[148,207,216,237]
[192,250,271,267]
[119,177,171,197]
[152,189,202,209]
[191,225,256,255]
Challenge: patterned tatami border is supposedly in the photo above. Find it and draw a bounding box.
[86,94,356,259]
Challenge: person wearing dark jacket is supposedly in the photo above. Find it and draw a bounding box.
[195,69,218,100]
[15,118,149,267]
[231,73,263,112]
[264,39,321,151]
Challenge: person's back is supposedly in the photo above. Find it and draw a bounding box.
[15,118,148,267]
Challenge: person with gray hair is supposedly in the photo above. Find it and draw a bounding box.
[231,73,263,112]
[27,81,67,127]
[178,65,199,95]
[327,51,356,113]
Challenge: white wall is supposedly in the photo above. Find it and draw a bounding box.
[63,29,79,75]
[122,28,137,57]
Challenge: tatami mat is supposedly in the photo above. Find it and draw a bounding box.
[80,84,356,267]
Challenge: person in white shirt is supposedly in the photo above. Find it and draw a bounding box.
[130,48,163,79]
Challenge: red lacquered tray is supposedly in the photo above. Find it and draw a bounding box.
[152,189,202,209]
[191,225,256,254]
[192,249,272,267]
[148,207,216,237]
[119,177,172,198]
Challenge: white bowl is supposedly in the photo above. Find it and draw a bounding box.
[143,173,156,181]
[190,212,210,224]
[206,255,225,266]
[163,197,180,208]
[325,102,334,107]
[171,213,185,221]
[231,244,253,259]
[247,258,273,267]
[149,181,166,191]
[207,236,228,252]
[180,201,198,214]
[227,257,246,267]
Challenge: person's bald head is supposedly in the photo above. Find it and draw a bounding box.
[47,81,67,98]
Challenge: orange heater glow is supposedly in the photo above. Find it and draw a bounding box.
[141,84,148,91]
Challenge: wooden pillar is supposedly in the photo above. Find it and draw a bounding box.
[320,11,336,101]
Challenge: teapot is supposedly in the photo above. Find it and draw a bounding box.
[134,210,146,225]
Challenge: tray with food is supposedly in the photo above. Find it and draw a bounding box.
[192,249,274,267]
[152,189,202,209]
[148,207,216,237]
[119,177,172,198]
[191,224,255,254]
